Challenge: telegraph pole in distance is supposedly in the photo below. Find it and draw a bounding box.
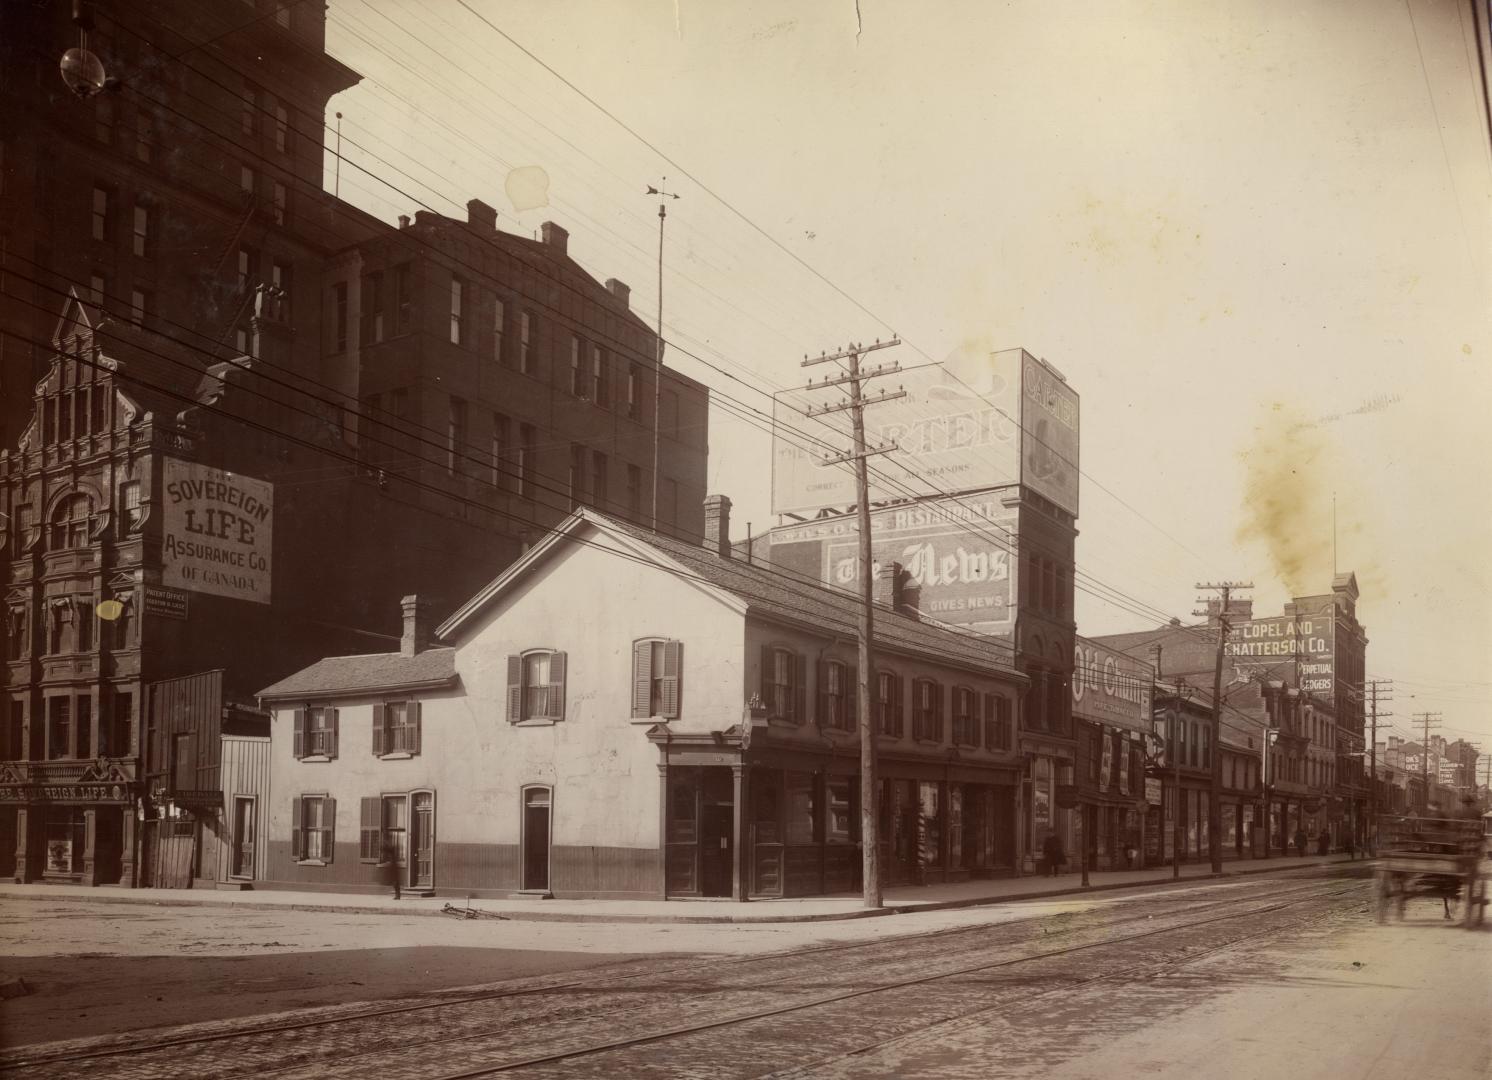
[1414,711,1442,812]
[1365,678,1392,853]
[799,338,903,909]
[645,179,680,533]
[1196,582,1251,873]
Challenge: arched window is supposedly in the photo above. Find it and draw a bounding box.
[50,494,94,550]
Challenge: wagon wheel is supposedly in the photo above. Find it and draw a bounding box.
[1374,869,1392,924]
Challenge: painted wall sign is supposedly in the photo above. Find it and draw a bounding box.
[160,459,273,604]
[0,783,133,803]
[773,496,1016,634]
[1073,638,1154,732]
[1145,777,1163,805]
[143,585,189,620]
[771,346,1079,516]
[1223,615,1335,694]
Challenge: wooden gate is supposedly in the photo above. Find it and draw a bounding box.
[142,819,196,888]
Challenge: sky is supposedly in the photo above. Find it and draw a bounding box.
[323,0,1492,754]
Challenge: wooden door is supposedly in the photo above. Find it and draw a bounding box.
[522,788,550,891]
[411,791,434,890]
[699,804,733,897]
[231,797,255,879]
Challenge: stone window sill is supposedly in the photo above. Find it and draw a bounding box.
[299,755,333,763]
[296,859,327,867]
[378,752,414,760]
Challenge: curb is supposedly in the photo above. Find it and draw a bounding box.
[0,857,1355,925]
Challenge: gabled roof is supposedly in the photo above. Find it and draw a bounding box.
[258,647,458,702]
[439,509,1024,681]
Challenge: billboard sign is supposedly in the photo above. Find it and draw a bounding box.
[1073,638,1153,733]
[771,495,1016,633]
[161,459,273,604]
[1224,615,1334,694]
[771,346,1079,517]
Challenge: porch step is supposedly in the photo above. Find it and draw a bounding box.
[506,889,553,900]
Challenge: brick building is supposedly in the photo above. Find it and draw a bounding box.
[0,1,707,885]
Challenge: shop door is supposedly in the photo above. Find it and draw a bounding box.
[522,788,551,892]
[231,797,255,879]
[879,780,917,885]
[154,819,195,889]
[699,804,733,897]
[411,792,435,890]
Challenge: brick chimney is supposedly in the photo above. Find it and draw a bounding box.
[605,278,630,307]
[540,221,569,256]
[467,198,497,231]
[873,561,905,611]
[400,594,431,657]
[703,494,731,558]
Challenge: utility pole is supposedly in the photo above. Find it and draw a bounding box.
[645,179,680,533]
[1196,582,1251,873]
[799,338,903,908]
[1365,679,1392,854]
[1414,711,1442,812]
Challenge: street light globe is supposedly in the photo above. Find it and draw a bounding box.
[60,47,107,98]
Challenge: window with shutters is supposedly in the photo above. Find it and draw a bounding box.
[912,678,943,742]
[507,649,566,724]
[293,706,338,760]
[983,693,1012,751]
[819,660,855,732]
[762,645,804,723]
[631,638,681,720]
[876,670,903,738]
[292,794,335,864]
[372,700,422,757]
[951,687,979,747]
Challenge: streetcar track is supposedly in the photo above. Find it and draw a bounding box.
[0,874,1348,1077]
[415,882,1363,1079]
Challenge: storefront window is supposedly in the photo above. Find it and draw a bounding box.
[1032,757,1051,837]
[826,778,854,843]
[44,807,86,874]
[1221,804,1237,850]
[785,771,815,845]
[948,786,964,869]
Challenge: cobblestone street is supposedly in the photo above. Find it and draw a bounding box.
[5,866,1483,1079]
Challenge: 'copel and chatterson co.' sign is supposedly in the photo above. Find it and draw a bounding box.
[160,460,273,604]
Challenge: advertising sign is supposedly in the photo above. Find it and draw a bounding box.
[1145,777,1163,805]
[1224,615,1334,694]
[1073,637,1154,732]
[1099,735,1114,791]
[1118,734,1131,796]
[773,495,1016,633]
[160,460,273,604]
[771,346,1079,517]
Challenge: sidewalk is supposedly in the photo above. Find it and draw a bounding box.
[0,852,1360,925]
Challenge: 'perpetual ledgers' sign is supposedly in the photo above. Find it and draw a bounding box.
[160,459,273,604]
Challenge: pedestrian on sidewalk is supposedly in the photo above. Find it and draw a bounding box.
[1041,833,1066,877]
[1344,834,1355,861]
[380,839,402,900]
[1294,827,1308,857]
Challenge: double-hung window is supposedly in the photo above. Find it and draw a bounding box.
[761,646,804,723]
[293,705,338,759]
[912,678,943,742]
[632,638,682,719]
[519,311,534,373]
[372,700,422,756]
[592,345,609,406]
[292,794,335,863]
[876,671,903,737]
[819,660,855,732]
[449,277,464,344]
[952,687,979,746]
[570,334,584,396]
[507,649,567,723]
[982,693,1012,750]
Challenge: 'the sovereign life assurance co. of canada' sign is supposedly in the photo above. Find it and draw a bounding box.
[160,459,273,604]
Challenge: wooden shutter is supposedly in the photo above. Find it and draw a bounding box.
[328,709,339,759]
[816,659,829,728]
[845,667,857,731]
[548,651,566,721]
[760,643,772,708]
[506,655,521,722]
[632,640,653,718]
[290,796,302,860]
[292,709,305,759]
[323,796,336,864]
[659,640,681,719]
[410,700,422,754]
[969,695,982,748]
[893,675,904,736]
[371,704,386,757]
[359,796,380,862]
[793,652,807,724]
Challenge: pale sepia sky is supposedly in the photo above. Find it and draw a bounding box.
[325,0,1492,749]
